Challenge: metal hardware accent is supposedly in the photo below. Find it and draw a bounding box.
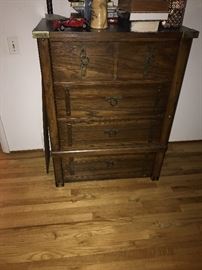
[105,96,122,107]
[104,128,118,137]
[105,160,115,169]
[32,31,50,39]
[80,48,89,77]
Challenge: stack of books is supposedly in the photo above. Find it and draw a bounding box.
[69,0,85,15]
[108,1,118,24]
[118,0,169,32]
[69,0,118,23]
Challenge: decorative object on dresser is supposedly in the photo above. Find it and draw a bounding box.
[118,0,187,29]
[119,0,169,32]
[162,0,187,28]
[90,0,108,29]
[33,19,199,186]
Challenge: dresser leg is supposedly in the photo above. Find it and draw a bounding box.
[56,181,64,187]
[151,151,166,181]
[53,157,64,187]
[151,176,159,181]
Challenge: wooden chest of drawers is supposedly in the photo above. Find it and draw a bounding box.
[33,20,198,186]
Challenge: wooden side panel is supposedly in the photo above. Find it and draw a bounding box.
[37,39,59,150]
[37,39,63,186]
[152,35,194,180]
[42,83,50,173]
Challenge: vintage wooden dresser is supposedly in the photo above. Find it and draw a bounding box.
[33,19,198,186]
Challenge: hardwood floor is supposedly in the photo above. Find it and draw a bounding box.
[0,141,202,270]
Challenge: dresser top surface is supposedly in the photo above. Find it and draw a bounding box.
[33,18,199,40]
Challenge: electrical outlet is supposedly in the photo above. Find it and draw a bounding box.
[7,36,20,54]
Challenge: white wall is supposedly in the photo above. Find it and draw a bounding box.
[0,0,72,151]
[169,0,202,141]
[0,0,45,151]
[0,0,201,151]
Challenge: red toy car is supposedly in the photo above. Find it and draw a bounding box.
[52,18,88,31]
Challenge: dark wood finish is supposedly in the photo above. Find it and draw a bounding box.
[37,39,61,186]
[37,39,59,150]
[42,83,50,173]
[118,0,169,12]
[54,82,170,118]
[50,42,115,81]
[57,118,162,150]
[117,40,179,81]
[152,33,194,180]
[34,20,198,186]
[62,153,155,182]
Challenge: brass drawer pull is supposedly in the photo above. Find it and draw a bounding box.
[104,128,119,137]
[105,96,122,107]
[80,48,89,77]
[105,160,115,169]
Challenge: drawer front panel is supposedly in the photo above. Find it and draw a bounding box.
[58,119,162,149]
[50,42,114,81]
[117,40,179,80]
[62,153,155,181]
[54,83,169,118]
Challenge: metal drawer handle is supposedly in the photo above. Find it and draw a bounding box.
[80,48,89,77]
[105,96,122,107]
[104,128,118,137]
[105,160,115,169]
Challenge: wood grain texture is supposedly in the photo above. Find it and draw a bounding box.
[54,83,170,118]
[118,0,169,12]
[36,25,198,185]
[0,141,202,269]
[152,33,194,180]
[58,118,162,149]
[37,39,59,151]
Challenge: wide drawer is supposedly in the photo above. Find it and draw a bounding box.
[58,118,162,150]
[54,83,169,118]
[50,40,179,82]
[61,153,155,181]
[50,41,114,81]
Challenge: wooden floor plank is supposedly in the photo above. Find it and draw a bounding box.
[0,141,202,269]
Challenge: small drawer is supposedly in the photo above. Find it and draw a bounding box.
[54,83,169,118]
[50,41,114,81]
[117,40,179,80]
[58,118,162,150]
[62,153,155,181]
